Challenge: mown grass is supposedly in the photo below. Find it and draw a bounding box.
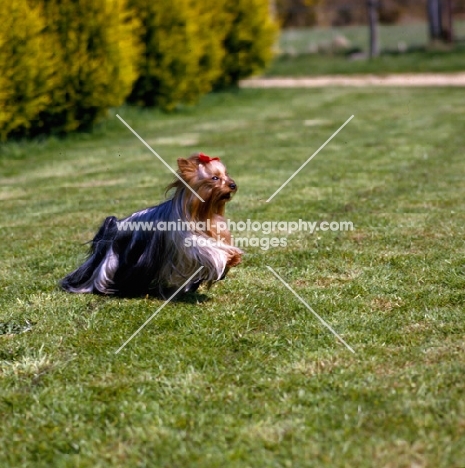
[278,22,465,54]
[266,22,465,76]
[1,87,465,467]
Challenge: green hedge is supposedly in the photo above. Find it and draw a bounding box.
[129,0,278,108]
[0,0,278,139]
[127,0,228,110]
[0,1,58,140]
[36,0,142,133]
[216,0,279,88]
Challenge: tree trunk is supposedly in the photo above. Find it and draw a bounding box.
[367,0,379,58]
[444,0,454,42]
[427,0,444,42]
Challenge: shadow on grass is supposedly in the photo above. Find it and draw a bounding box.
[170,292,211,304]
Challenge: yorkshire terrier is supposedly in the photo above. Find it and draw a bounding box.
[60,153,242,297]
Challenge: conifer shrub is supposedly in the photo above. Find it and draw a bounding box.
[36,0,141,133]
[127,0,228,110]
[215,0,279,88]
[0,1,58,140]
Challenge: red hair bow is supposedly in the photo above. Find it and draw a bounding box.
[198,153,220,163]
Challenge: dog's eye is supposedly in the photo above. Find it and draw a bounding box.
[211,176,219,180]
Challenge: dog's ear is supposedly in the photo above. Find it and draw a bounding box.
[177,158,199,181]
[177,158,197,172]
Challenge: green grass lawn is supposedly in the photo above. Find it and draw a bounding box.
[266,22,465,76]
[278,22,465,54]
[1,87,465,466]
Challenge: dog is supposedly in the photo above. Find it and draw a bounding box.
[60,153,242,297]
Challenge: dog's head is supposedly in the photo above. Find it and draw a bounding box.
[168,153,237,215]
[179,153,237,200]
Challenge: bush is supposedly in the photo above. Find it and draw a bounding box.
[128,0,278,108]
[35,0,141,133]
[379,5,402,25]
[0,0,279,139]
[215,0,279,88]
[194,0,231,93]
[127,0,228,110]
[276,0,319,28]
[0,1,58,140]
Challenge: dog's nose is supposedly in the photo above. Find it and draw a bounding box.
[229,183,237,190]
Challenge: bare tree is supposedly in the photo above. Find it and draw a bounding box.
[367,0,379,58]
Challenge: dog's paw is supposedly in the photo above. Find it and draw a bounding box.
[227,252,242,268]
